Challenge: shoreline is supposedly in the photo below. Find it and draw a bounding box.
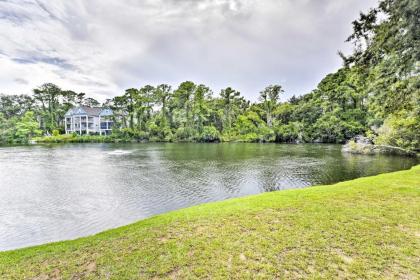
[1,165,419,278]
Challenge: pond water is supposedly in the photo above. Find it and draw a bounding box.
[0,143,417,250]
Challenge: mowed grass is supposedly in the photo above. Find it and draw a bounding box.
[1,166,419,279]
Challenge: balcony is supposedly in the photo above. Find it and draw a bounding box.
[101,121,113,130]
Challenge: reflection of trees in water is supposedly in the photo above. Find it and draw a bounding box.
[336,152,417,183]
[2,143,418,250]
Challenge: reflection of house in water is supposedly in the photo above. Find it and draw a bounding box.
[65,106,114,135]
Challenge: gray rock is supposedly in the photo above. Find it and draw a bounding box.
[342,140,417,157]
[354,135,373,145]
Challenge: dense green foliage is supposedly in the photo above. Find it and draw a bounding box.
[1,166,419,279]
[0,0,418,150]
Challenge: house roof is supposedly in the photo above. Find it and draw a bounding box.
[65,106,111,116]
[83,107,102,116]
[99,108,113,116]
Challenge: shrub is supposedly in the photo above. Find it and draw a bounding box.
[312,113,365,143]
[198,126,220,142]
[376,111,420,151]
[175,127,196,141]
[15,111,42,143]
[274,122,303,143]
[116,128,149,141]
[231,111,275,142]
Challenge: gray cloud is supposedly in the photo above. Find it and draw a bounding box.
[0,0,377,101]
[12,55,74,70]
[14,78,29,85]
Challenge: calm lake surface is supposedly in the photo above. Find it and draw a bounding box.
[0,143,417,250]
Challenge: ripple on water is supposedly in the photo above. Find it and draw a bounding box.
[106,149,135,155]
[0,143,417,250]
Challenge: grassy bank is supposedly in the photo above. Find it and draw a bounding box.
[32,134,116,143]
[1,167,419,279]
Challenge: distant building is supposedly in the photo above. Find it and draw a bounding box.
[64,106,114,135]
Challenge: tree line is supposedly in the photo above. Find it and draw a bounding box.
[0,0,418,150]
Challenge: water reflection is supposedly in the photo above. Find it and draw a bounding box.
[0,143,417,250]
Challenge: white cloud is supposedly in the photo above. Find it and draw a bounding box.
[0,0,377,101]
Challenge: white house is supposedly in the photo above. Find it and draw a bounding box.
[65,106,114,135]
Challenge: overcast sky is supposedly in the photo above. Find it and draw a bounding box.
[0,0,377,101]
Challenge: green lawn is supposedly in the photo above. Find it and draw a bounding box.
[1,166,419,279]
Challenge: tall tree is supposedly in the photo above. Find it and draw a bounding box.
[192,84,212,132]
[219,87,242,131]
[259,85,283,127]
[83,97,100,107]
[0,94,35,118]
[121,88,138,129]
[155,84,172,127]
[33,83,62,132]
[137,85,155,130]
[343,0,419,118]
[76,93,86,105]
[173,81,196,129]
